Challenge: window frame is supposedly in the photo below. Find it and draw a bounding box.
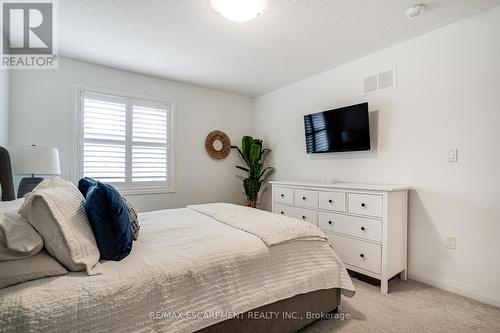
[71,85,175,195]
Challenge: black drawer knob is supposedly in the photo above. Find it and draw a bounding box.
[302,196,306,200]
[280,211,284,215]
[361,226,366,231]
[302,216,306,220]
[361,203,366,207]
[328,199,333,204]
[360,253,365,258]
[281,194,285,198]
[328,221,333,225]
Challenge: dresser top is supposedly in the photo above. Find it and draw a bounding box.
[269,180,410,192]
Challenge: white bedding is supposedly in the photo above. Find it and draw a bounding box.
[188,203,327,246]
[0,207,354,333]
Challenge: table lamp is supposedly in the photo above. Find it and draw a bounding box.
[9,145,61,198]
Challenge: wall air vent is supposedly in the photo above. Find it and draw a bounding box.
[363,74,378,95]
[363,67,397,95]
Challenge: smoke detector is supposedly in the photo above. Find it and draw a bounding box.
[405,4,426,19]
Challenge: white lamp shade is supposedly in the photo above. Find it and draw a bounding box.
[9,145,61,176]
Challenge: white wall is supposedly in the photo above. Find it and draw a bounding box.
[9,57,253,212]
[0,70,9,146]
[254,6,500,306]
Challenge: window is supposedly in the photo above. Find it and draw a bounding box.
[75,88,174,194]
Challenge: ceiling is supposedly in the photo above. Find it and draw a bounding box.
[59,0,500,97]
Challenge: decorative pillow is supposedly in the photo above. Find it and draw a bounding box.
[78,177,96,198]
[0,250,67,289]
[79,177,140,242]
[19,182,100,275]
[85,181,133,261]
[0,211,43,261]
[123,197,140,241]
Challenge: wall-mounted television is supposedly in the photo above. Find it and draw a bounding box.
[303,102,370,153]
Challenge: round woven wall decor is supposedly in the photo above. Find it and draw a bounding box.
[205,130,231,160]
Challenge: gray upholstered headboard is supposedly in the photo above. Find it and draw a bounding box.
[0,146,16,201]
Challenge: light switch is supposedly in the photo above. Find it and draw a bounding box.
[448,149,458,162]
[444,236,456,250]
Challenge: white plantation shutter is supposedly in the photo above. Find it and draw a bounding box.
[82,93,127,183]
[132,103,168,183]
[79,90,173,191]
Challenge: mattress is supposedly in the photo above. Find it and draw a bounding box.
[0,207,354,333]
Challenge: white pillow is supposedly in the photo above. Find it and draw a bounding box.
[32,176,75,191]
[0,211,43,261]
[0,198,24,214]
[19,181,100,275]
[0,250,67,288]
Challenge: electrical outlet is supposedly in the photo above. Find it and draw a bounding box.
[448,149,458,162]
[444,236,456,250]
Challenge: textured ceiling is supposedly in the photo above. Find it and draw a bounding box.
[59,0,500,97]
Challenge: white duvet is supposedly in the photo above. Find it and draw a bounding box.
[0,207,354,333]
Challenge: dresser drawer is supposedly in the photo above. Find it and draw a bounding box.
[318,191,346,212]
[328,233,381,274]
[275,204,318,226]
[319,212,382,242]
[274,187,294,205]
[294,189,318,209]
[348,193,383,217]
[292,207,318,226]
[275,203,294,217]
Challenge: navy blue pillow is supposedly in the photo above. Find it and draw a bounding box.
[78,177,97,198]
[85,181,133,261]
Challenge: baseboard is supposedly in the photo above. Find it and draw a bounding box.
[408,273,500,308]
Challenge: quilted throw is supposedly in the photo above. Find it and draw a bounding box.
[188,203,327,246]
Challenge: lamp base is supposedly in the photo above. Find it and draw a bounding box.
[17,177,44,198]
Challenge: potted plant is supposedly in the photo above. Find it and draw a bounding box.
[231,136,274,208]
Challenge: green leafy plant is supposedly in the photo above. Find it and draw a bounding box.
[231,136,274,208]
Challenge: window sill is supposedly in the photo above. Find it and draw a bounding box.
[116,186,175,196]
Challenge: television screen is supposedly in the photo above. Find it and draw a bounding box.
[304,102,370,153]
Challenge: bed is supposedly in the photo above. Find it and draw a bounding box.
[0,147,355,333]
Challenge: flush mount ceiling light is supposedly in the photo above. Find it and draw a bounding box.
[405,3,427,19]
[210,0,266,22]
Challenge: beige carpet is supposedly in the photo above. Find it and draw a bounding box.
[301,276,500,333]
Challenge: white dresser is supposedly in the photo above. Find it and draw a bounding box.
[270,180,409,294]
